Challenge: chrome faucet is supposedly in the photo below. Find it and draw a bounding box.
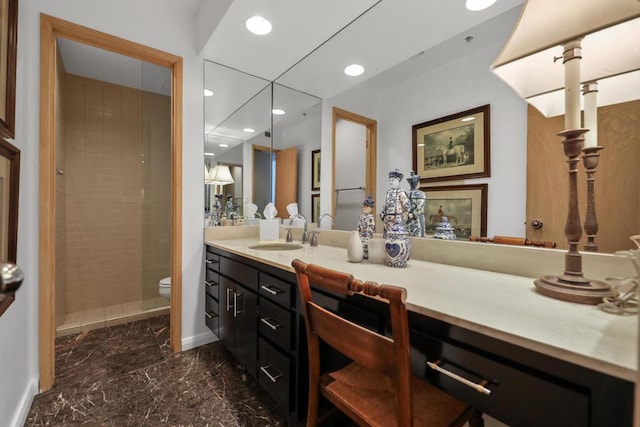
[289,214,309,244]
[317,213,335,229]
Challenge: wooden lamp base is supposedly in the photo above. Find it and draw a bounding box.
[534,274,615,305]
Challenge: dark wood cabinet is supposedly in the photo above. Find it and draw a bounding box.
[204,244,634,426]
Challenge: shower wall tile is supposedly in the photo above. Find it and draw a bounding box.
[60,73,170,315]
[56,47,67,328]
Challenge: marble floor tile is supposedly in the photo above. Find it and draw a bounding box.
[27,315,288,427]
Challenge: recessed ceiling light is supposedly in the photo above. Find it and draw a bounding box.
[272,109,286,115]
[344,64,365,77]
[204,89,214,97]
[218,143,229,148]
[204,152,215,156]
[461,116,475,122]
[243,128,255,133]
[465,0,496,11]
[246,16,272,35]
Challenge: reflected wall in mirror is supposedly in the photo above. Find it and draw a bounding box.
[204,60,271,219]
[272,83,321,222]
[0,137,20,315]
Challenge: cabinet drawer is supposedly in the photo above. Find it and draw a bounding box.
[205,270,219,299]
[259,298,292,352]
[205,293,219,334]
[205,249,220,271]
[221,257,258,291]
[259,272,294,308]
[258,337,291,413]
[410,330,588,427]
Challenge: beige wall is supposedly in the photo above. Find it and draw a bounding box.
[60,73,170,313]
[141,92,171,304]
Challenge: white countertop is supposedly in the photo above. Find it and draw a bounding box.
[205,234,637,382]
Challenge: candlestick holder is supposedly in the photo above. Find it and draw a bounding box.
[534,130,614,304]
[582,146,603,252]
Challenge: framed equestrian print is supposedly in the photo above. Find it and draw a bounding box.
[412,105,490,183]
[421,183,487,238]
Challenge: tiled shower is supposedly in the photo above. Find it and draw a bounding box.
[55,50,171,337]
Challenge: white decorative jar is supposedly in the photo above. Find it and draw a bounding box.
[347,231,364,263]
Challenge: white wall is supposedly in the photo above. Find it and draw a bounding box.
[3,1,214,424]
[321,42,527,237]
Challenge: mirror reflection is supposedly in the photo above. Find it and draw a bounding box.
[204,61,322,225]
[271,5,638,252]
[204,3,638,253]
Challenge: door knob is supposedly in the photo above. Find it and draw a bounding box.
[0,263,24,294]
[530,219,543,229]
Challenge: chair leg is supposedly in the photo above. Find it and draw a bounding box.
[468,410,484,427]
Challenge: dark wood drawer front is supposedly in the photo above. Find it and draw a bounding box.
[205,270,219,299]
[258,337,291,413]
[259,298,292,352]
[259,272,294,308]
[205,249,220,271]
[221,257,258,291]
[410,330,589,427]
[205,293,219,334]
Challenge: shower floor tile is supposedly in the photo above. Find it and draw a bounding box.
[57,299,170,338]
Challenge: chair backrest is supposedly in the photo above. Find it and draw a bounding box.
[292,259,413,425]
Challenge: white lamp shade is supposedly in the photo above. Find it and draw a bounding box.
[209,164,235,186]
[492,0,640,106]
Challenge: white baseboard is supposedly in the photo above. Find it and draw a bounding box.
[181,330,218,351]
[10,379,38,427]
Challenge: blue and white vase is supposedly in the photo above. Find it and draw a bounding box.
[384,224,411,268]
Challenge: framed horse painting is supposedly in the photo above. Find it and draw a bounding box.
[421,183,487,238]
[412,105,490,183]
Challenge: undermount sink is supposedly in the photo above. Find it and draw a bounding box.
[248,243,303,251]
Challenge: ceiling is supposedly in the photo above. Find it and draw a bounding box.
[56,0,526,158]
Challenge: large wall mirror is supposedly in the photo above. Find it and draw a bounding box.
[204,2,638,254]
[204,60,321,223]
[271,3,639,253]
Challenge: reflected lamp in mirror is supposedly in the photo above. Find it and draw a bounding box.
[491,0,640,304]
[209,164,235,186]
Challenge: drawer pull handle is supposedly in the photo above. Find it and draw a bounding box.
[205,259,219,265]
[205,311,217,319]
[427,360,491,395]
[260,317,281,330]
[261,285,282,295]
[260,365,282,383]
[205,280,217,287]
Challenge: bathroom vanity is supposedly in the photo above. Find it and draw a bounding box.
[203,227,636,426]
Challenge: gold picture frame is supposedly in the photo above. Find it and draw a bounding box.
[0,0,18,139]
[421,184,487,238]
[412,105,490,183]
[311,149,321,191]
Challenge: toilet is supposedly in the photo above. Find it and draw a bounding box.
[159,277,171,300]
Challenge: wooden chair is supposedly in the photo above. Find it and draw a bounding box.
[292,259,481,427]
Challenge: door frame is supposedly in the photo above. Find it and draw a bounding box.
[331,107,377,222]
[39,14,183,391]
